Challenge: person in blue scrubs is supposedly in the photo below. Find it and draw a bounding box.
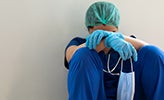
[64,1,164,100]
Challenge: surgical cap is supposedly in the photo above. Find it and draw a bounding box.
[85,1,120,28]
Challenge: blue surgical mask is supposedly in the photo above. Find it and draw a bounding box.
[117,58,135,100]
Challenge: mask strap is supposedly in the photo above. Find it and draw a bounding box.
[121,58,133,72]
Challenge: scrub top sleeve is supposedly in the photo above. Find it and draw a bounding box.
[64,37,86,69]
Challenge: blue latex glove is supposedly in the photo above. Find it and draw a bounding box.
[86,30,109,49]
[113,32,124,39]
[104,35,138,61]
[86,30,124,49]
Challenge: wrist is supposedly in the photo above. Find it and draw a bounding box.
[104,36,111,48]
[95,39,106,52]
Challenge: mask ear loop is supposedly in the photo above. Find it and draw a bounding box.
[130,58,134,72]
[120,58,133,72]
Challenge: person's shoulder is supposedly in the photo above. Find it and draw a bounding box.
[71,37,86,42]
[68,37,86,45]
[65,37,86,50]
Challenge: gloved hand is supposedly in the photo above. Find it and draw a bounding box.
[86,30,109,49]
[86,30,124,49]
[104,35,138,61]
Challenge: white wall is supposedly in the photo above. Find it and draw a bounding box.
[0,0,164,100]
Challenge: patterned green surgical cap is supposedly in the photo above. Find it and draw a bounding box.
[85,1,120,28]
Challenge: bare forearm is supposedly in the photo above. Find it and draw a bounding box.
[124,36,148,50]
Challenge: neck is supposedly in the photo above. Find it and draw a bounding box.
[103,48,111,54]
